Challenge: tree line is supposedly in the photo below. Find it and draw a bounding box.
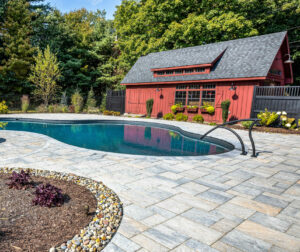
[0,0,299,108]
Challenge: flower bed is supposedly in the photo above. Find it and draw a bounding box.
[0,167,123,251]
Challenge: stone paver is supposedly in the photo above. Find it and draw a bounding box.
[1,113,300,251]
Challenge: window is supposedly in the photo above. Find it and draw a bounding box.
[189,84,200,89]
[156,71,165,76]
[176,85,187,89]
[201,90,215,106]
[188,91,200,106]
[165,70,174,75]
[195,68,205,73]
[175,91,186,105]
[184,68,194,74]
[203,84,216,89]
[175,69,183,74]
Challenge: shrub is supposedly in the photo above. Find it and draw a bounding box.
[221,100,231,123]
[206,106,215,114]
[171,105,177,113]
[192,115,204,123]
[209,122,217,126]
[6,170,32,190]
[99,93,107,113]
[241,121,253,129]
[60,105,68,113]
[257,109,279,126]
[0,100,8,114]
[68,105,75,113]
[112,111,121,116]
[32,183,64,208]
[103,110,112,115]
[146,99,154,117]
[71,90,84,113]
[163,113,175,120]
[48,105,54,113]
[86,87,97,109]
[175,113,188,121]
[36,104,48,113]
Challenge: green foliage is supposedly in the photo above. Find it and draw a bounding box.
[86,87,97,110]
[192,115,204,123]
[221,100,231,123]
[146,99,154,117]
[163,113,175,120]
[241,121,253,129]
[48,104,54,113]
[60,91,68,106]
[171,105,177,114]
[0,122,7,129]
[0,100,8,114]
[209,122,217,126]
[187,105,198,109]
[71,90,84,113]
[36,104,48,113]
[103,110,120,116]
[175,113,188,121]
[29,45,61,106]
[21,95,30,113]
[257,109,279,126]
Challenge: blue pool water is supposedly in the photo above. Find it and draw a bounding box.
[1,120,232,156]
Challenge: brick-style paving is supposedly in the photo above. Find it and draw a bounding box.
[1,114,300,252]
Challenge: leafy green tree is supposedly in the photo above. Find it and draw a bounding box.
[28,45,61,106]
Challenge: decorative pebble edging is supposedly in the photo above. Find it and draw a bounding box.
[0,167,123,252]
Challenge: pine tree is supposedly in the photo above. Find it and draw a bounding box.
[28,45,61,106]
[0,0,36,81]
[86,87,97,109]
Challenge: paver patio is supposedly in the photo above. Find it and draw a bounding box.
[0,114,300,252]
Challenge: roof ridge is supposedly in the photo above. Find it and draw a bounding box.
[147,31,287,56]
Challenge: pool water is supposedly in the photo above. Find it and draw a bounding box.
[1,121,232,156]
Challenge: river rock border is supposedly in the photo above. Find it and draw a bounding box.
[0,167,123,252]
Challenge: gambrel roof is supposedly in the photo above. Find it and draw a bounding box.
[121,31,287,84]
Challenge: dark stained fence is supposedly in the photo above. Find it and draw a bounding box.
[251,86,300,122]
[106,90,126,114]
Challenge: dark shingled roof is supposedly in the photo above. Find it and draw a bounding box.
[121,31,287,84]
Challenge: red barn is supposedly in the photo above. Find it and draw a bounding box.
[121,31,293,122]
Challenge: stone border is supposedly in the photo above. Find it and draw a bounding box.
[0,167,123,252]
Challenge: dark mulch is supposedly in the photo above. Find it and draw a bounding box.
[228,124,300,135]
[0,174,97,252]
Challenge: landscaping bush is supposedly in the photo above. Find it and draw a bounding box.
[86,87,97,112]
[112,111,121,116]
[171,105,177,114]
[146,98,154,117]
[103,110,112,115]
[241,121,253,129]
[221,100,231,123]
[71,90,84,113]
[21,95,30,113]
[257,109,279,126]
[48,105,54,113]
[6,170,32,190]
[192,115,204,123]
[36,104,48,113]
[209,122,217,126]
[68,105,75,113]
[60,91,68,106]
[99,93,107,113]
[163,113,175,120]
[32,183,64,208]
[175,113,188,121]
[0,100,8,114]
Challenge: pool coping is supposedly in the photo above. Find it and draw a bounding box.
[0,117,236,158]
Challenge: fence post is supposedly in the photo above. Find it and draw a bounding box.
[250,85,257,118]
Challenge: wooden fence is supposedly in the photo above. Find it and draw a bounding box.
[106,90,126,114]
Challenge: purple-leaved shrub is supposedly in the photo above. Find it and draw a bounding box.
[7,170,32,190]
[33,183,64,208]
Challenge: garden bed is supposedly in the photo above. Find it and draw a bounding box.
[229,124,300,135]
[0,168,123,252]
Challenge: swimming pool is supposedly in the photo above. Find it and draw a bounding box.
[0,119,233,156]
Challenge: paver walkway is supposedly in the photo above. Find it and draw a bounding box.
[0,114,300,252]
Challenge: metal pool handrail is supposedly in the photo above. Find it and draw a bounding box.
[200,119,261,157]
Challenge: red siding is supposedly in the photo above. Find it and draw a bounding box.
[125,82,256,122]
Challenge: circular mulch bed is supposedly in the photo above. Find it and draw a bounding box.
[0,168,123,252]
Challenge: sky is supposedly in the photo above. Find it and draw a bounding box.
[46,0,122,19]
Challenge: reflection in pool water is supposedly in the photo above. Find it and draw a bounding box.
[1,121,231,156]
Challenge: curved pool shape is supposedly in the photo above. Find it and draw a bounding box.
[1,119,233,156]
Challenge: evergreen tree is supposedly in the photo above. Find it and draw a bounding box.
[86,87,97,109]
[28,45,61,106]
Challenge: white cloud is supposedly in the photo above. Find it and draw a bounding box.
[89,0,104,6]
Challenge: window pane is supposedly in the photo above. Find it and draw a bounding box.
[189,84,200,89]
[175,91,186,105]
[175,69,183,74]
[195,68,205,73]
[201,90,215,106]
[184,68,194,74]
[203,84,216,89]
[165,70,174,75]
[188,91,200,106]
[176,85,187,90]
[156,71,165,76]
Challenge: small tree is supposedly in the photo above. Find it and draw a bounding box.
[146,99,154,117]
[221,100,231,123]
[71,90,84,113]
[86,87,97,109]
[60,91,68,106]
[28,45,61,106]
